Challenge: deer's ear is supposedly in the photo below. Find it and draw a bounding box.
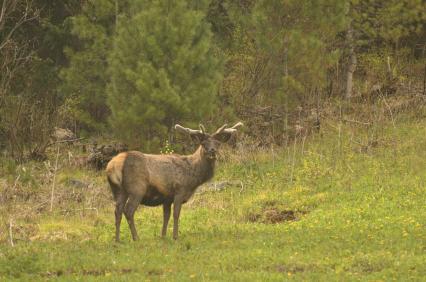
[191,133,206,144]
[212,132,233,143]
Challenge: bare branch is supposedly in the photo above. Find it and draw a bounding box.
[0,1,39,52]
[0,0,8,31]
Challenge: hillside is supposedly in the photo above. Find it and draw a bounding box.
[1,105,425,280]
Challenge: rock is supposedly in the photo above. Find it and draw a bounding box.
[197,180,243,193]
[52,127,76,142]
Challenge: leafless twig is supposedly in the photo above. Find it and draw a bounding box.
[12,174,20,190]
[9,218,14,247]
[239,180,244,194]
[47,137,85,146]
[60,208,99,216]
[289,135,298,185]
[50,146,60,212]
[378,90,396,128]
[342,118,371,125]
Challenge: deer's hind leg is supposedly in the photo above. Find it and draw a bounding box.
[124,191,144,241]
[115,191,128,242]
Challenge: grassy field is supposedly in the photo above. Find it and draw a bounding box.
[1,109,425,281]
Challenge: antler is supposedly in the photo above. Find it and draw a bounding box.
[213,124,228,135]
[176,122,243,137]
[175,124,204,135]
[214,122,243,135]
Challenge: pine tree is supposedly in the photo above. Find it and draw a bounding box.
[60,0,116,131]
[107,0,222,150]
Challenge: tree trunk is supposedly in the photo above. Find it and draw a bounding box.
[345,24,356,99]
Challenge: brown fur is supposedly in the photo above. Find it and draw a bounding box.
[118,147,215,204]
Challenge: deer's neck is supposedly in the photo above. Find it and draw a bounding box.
[189,146,215,186]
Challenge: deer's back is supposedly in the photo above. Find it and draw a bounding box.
[107,151,195,205]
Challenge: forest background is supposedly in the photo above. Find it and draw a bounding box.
[1,0,425,159]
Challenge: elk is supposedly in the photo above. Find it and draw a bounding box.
[106,122,243,241]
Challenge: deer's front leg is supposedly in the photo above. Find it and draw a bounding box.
[162,201,172,237]
[173,195,184,240]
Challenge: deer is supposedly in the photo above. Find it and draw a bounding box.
[106,122,243,241]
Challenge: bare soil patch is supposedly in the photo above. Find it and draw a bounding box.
[246,207,307,224]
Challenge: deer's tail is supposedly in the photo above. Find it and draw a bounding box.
[106,152,127,201]
[107,177,121,201]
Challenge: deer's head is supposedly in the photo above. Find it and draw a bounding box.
[175,122,243,160]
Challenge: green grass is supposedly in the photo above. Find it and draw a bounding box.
[1,116,425,281]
